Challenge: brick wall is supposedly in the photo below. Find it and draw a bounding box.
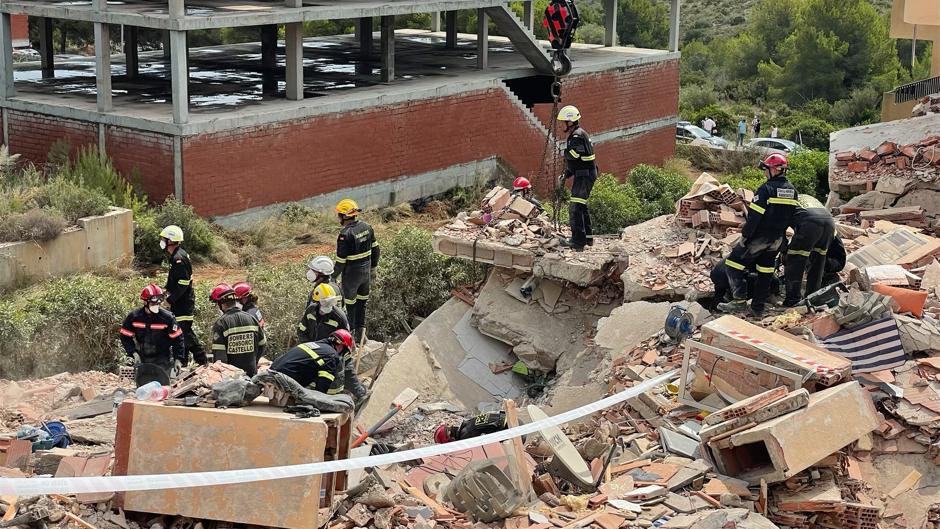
[594,125,676,177]
[6,110,97,164]
[11,15,28,46]
[106,127,176,203]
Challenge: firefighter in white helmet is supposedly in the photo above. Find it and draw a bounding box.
[557,105,597,251]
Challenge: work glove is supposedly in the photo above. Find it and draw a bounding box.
[558,173,568,185]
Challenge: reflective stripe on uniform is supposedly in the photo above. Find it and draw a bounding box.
[318,370,335,382]
[346,250,372,261]
[356,295,369,301]
[132,322,147,328]
[749,202,766,214]
[120,328,135,337]
[211,344,226,350]
[725,260,746,271]
[581,154,596,161]
[756,265,775,274]
[372,241,379,247]
[569,197,588,205]
[168,329,183,338]
[345,298,357,305]
[175,315,194,322]
[326,320,339,327]
[298,343,325,366]
[150,323,168,330]
[177,279,191,285]
[335,256,347,264]
[787,249,811,257]
[327,385,344,395]
[568,149,580,159]
[222,325,259,337]
[813,247,828,255]
[298,322,307,331]
[767,197,800,206]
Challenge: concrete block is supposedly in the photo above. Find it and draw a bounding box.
[711,382,879,484]
[700,390,809,444]
[115,401,328,529]
[507,196,537,218]
[494,249,514,268]
[434,236,458,256]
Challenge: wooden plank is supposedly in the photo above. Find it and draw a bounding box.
[64,512,100,529]
[401,485,456,521]
[504,400,533,498]
[887,469,922,498]
[2,498,16,522]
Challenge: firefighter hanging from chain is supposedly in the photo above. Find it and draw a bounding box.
[542,0,580,76]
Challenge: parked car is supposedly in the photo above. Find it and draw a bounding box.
[12,48,40,63]
[676,121,730,149]
[745,137,803,155]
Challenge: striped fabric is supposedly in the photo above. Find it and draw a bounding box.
[822,317,907,373]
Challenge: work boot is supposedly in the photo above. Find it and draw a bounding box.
[559,238,585,251]
[748,305,765,319]
[716,299,747,313]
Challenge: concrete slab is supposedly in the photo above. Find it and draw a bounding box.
[453,310,524,400]
[594,301,672,358]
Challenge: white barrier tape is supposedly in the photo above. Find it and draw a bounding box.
[0,371,677,496]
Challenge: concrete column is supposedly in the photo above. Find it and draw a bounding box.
[125,25,139,79]
[94,22,112,112]
[668,0,680,52]
[431,12,441,32]
[523,1,534,31]
[358,17,373,58]
[39,17,54,78]
[380,15,394,82]
[162,31,171,58]
[285,22,303,99]
[261,24,278,95]
[445,11,457,49]
[476,8,487,70]
[170,31,189,124]
[0,13,13,99]
[603,0,617,47]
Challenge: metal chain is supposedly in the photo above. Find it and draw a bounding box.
[537,75,563,232]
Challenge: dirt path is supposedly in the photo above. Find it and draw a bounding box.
[195,242,333,285]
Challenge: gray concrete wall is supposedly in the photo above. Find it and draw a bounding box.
[0,207,134,289]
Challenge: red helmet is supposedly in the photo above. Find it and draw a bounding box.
[330,329,355,350]
[760,153,789,170]
[233,281,252,299]
[434,424,452,444]
[512,176,531,191]
[140,284,165,302]
[209,283,236,303]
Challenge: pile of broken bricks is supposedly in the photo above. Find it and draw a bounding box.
[831,137,940,185]
[912,94,940,118]
[675,173,750,234]
[440,186,559,251]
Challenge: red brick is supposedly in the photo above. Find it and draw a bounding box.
[857,150,879,163]
[848,161,870,172]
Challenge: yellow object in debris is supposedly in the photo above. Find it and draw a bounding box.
[560,494,590,512]
[771,310,802,329]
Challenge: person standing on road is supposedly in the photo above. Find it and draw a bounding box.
[752,115,761,136]
[333,199,380,345]
[558,104,597,251]
[119,284,185,383]
[770,124,779,138]
[736,119,747,147]
[160,225,207,365]
[703,116,716,136]
[209,283,266,376]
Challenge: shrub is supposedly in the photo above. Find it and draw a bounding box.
[628,164,692,219]
[686,104,735,136]
[34,178,111,223]
[788,149,829,197]
[368,226,485,341]
[778,115,835,151]
[587,174,645,234]
[246,262,311,355]
[678,84,720,116]
[676,144,763,174]
[0,209,68,243]
[720,167,766,192]
[135,197,217,264]
[52,144,148,215]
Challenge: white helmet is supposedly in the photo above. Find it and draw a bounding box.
[557,105,581,122]
[159,225,184,243]
[307,255,335,276]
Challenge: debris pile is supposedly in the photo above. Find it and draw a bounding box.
[675,173,750,233]
[832,137,940,182]
[913,94,940,118]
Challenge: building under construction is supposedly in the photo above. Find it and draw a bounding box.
[0,0,680,224]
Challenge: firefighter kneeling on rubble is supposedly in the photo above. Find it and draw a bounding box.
[434,411,508,443]
[120,284,185,384]
[783,194,838,306]
[718,153,799,317]
[557,105,597,251]
[710,258,782,307]
[270,330,354,395]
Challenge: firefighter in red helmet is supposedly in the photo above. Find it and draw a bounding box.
[209,283,267,376]
[119,284,185,383]
[511,176,544,213]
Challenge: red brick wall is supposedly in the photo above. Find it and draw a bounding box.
[532,60,680,133]
[594,125,676,177]
[6,110,97,164]
[106,127,176,203]
[11,15,28,45]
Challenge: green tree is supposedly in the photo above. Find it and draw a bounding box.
[617,0,669,49]
[760,26,848,104]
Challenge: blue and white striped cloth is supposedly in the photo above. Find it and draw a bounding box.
[822,317,907,373]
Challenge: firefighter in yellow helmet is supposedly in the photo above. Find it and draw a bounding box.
[159,225,207,365]
[333,199,380,345]
[557,105,597,251]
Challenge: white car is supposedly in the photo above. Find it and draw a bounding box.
[12,48,41,62]
[745,137,803,155]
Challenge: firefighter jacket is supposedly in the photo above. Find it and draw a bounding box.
[119,307,185,365]
[297,304,350,344]
[334,220,380,278]
[243,302,265,328]
[165,247,196,317]
[454,411,509,440]
[827,236,846,274]
[741,175,799,243]
[270,340,344,394]
[563,127,597,178]
[791,194,834,230]
[211,307,266,376]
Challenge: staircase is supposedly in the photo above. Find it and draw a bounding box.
[484,5,554,75]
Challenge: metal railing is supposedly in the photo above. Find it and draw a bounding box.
[894,75,940,104]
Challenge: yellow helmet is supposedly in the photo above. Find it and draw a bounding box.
[557,105,581,122]
[159,225,184,243]
[311,283,337,303]
[335,199,360,217]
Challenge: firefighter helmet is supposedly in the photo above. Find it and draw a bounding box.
[557,105,581,122]
[759,153,789,170]
[335,199,360,217]
[512,176,531,191]
[311,283,337,303]
[330,328,355,351]
[232,282,252,299]
[159,225,184,243]
[209,283,236,303]
[140,284,165,303]
[307,255,335,276]
[434,424,453,444]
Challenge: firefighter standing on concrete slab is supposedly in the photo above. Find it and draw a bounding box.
[119,284,185,383]
[269,330,354,394]
[511,176,544,213]
[209,283,267,376]
[160,225,207,365]
[718,153,798,317]
[333,199,380,344]
[783,194,838,306]
[306,255,341,307]
[233,281,265,329]
[557,105,597,251]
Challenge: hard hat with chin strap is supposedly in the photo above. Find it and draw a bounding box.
[311,283,338,303]
[557,105,581,122]
[159,225,184,243]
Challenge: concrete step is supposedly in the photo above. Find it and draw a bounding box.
[484,5,554,75]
